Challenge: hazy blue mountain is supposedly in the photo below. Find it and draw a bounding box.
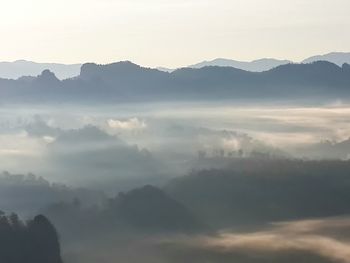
[188,58,292,71]
[0,60,81,80]
[75,60,350,101]
[2,54,349,79]
[302,52,350,66]
[1,61,350,103]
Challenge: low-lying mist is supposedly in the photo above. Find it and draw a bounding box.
[2,101,350,263]
[2,102,350,185]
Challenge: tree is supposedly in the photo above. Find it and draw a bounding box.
[0,213,63,263]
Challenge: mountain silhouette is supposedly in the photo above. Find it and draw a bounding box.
[302,52,350,66]
[188,58,291,72]
[0,60,81,80]
[0,61,350,103]
[44,185,203,235]
[109,185,202,232]
[2,53,350,80]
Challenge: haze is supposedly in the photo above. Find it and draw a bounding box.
[0,0,349,67]
[2,1,350,263]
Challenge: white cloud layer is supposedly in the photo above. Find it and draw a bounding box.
[107,118,147,131]
[161,217,350,263]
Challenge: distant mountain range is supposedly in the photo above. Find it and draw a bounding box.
[0,60,349,104]
[188,58,292,72]
[302,52,350,66]
[1,52,350,79]
[0,60,81,80]
[158,52,350,72]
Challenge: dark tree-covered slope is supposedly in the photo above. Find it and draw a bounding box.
[0,213,63,263]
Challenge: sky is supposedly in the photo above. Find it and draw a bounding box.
[0,0,349,68]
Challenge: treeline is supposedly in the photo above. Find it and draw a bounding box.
[0,212,62,263]
[43,185,204,244]
[0,171,104,216]
[165,159,350,227]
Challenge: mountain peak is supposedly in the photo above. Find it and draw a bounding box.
[188,57,291,72]
[14,59,30,63]
[79,61,143,80]
[302,52,350,66]
[37,69,60,83]
[114,185,201,232]
[0,60,81,79]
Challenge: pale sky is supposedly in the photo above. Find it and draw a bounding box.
[0,0,349,67]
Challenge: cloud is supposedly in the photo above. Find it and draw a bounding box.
[0,132,45,157]
[107,118,147,131]
[43,136,55,143]
[159,217,350,263]
[206,232,350,263]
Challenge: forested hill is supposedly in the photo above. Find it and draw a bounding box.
[0,213,63,263]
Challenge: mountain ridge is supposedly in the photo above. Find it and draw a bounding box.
[0,60,81,80]
[0,60,349,103]
[2,52,350,79]
[302,52,350,66]
[188,57,292,72]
